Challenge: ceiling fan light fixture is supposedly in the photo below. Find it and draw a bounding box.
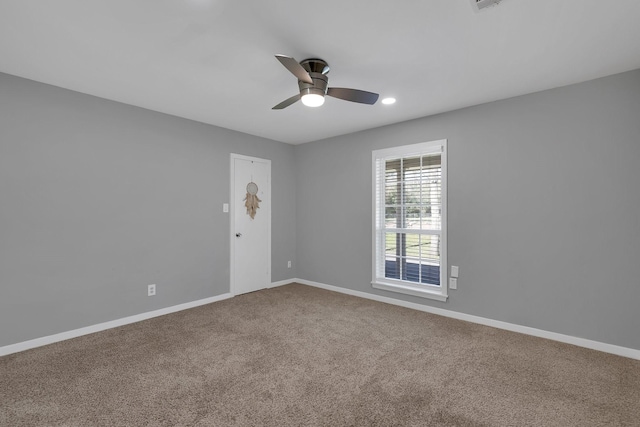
[381,97,396,105]
[301,93,325,107]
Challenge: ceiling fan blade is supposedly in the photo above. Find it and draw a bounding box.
[272,94,301,110]
[327,87,379,105]
[275,54,313,84]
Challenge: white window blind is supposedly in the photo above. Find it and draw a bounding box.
[372,140,447,301]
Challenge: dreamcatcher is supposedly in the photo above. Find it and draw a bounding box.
[244,181,261,219]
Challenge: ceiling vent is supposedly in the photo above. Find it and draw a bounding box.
[471,0,503,11]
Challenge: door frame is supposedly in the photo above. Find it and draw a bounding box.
[229,153,272,296]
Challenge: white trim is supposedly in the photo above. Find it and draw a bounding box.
[372,281,448,301]
[5,279,638,361]
[294,278,640,361]
[0,293,232,357]
[372,139,448,300]
[371,152,382,283]
[230,153,272,296]
[269,279,293,288]
[373,140,444,158]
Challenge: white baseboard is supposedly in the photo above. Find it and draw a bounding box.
[269,279,294,288]
[294,278,640,361]
[0,293,233,357]
[5,279,638,361]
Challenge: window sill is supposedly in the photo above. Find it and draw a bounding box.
[372,281,448,302]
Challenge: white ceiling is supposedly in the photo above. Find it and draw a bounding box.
[1,0,640,145]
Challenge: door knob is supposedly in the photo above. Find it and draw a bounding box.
[236,233,242,237]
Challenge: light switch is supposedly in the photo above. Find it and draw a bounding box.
[451,265,459,278]
[223,203,229,213]
[449,278,457,290]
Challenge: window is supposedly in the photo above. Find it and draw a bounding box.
[372,140,448,301]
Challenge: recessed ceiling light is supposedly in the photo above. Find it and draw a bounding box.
[381,97,396,105]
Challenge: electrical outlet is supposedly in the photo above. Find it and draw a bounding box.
[287,261,292,268]
[148,284,156,296]
[449,278,457,290]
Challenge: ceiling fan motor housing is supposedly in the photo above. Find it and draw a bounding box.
[298,58,330,96]
[298,72,328,97]
[300,58,330,75]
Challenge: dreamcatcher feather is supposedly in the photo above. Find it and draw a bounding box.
[244,182,261,219]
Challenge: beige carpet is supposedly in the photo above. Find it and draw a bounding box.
[1,283,639,426]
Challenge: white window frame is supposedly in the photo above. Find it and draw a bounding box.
[371,139,448,302]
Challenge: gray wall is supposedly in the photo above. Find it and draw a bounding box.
[0,73,296,347]
[3,69,639,352]
[294,69,640,350]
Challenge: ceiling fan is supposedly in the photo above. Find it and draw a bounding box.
[272,54,379,110]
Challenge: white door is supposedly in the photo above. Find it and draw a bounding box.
[230,154,271,295]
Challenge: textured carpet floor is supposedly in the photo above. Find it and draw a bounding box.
[1,283,639,426]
